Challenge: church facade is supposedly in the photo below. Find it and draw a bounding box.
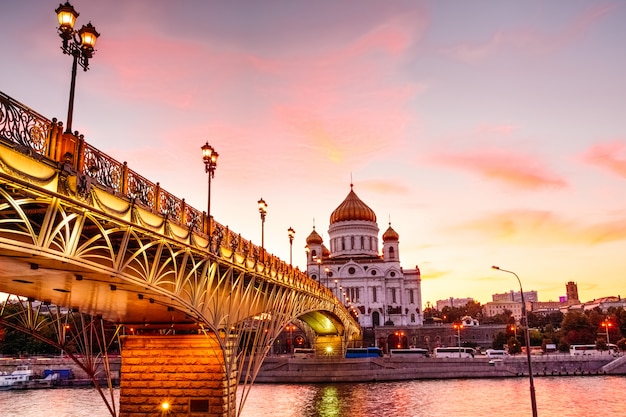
[305,185,423,329]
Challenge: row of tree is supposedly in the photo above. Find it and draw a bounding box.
[424,301,626,353]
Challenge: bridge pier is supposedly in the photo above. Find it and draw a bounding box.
[314,335,346,358]
[120,334,236,417]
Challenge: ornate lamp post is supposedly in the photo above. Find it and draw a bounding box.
[492,266,538,417]
[201,142,218,234]
[601,318,613,346]
[285,323,297,357]
[55,2,100,134]
[287,227,295,265]
[452,322,463,357]
[258,198,267,249]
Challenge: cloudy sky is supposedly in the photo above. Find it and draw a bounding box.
[2,0,625,306]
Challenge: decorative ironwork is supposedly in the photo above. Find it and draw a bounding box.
[126,170,155,209]
[159,189,181,219]
[83,144,123,192]
[0,92,51,154]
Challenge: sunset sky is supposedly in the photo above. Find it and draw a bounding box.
[2,0,625,306]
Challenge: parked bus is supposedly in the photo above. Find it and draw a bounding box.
[345,347,383,358]
[433,347,476,358]
[293,348,315,359]
[389,348,429,358]
[569,344,618,356]
[484,349,509,358]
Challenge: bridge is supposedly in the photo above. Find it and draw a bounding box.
[0,91,361,416]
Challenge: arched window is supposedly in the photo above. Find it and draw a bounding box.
[389,246,395,259]
[341,237,345,250]
[350,236,355,249]
[372,311,380,327]
[360,236,365,249]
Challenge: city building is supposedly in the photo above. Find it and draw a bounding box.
[436,297,475,311]
[482,301,525,323]
[305,184,423,329]
[492,290,538,303]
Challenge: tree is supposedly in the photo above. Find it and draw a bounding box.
[507,336,522,355]
[492,331,508,350]
[561,311,595,345]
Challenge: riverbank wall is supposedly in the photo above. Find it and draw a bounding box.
[252,354,626,383]
[3,354,625,385]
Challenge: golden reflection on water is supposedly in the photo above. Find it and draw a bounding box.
[1,376,625,416]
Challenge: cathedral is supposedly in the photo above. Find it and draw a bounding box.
[305,184,423,328]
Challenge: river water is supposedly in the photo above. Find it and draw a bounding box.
[1,376,623,416]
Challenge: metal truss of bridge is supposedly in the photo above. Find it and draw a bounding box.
[0,91,361,416]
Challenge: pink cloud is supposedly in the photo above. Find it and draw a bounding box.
[580,141,626,178]
[429,148,567,189]
[459,209,626,245]
[438,3,618,64]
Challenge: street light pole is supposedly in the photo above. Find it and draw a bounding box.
[288,227,295,265]
[55,2,100,134]
[601,318,612,346]
[201,142,218,235]
[492,266,538,417]
[453,323,463,357]
[258,198,267,249]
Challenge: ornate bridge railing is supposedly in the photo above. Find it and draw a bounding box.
[0,90,292,268]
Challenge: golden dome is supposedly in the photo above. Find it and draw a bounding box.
[330,185,377,224]
[306,227,323,245]
[383,224,399,241]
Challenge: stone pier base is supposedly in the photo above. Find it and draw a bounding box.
[120,334,236,417]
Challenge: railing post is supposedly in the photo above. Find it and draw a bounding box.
[122,162,129,195]
[75,134,85,172]
[155,182,161,213]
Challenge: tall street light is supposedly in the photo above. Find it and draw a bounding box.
[201,142,218,234]
[452,322,463,357]
[258,198,267,249]
[601,318,613,346]
[492,266,538,417]
[55,2,100,134]
[287,227,295,265]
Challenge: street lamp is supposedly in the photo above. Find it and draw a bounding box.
[601,318,613,346]
[258,198,267,249]
[287,227,295,265]
[324,266,330,288]
[286,323,297,357]
[201,142,218,234]
[55,1,100,134]
[492,266,538,417]
[452,322,463,357]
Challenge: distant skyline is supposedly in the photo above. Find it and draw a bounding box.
[1,0,625,306]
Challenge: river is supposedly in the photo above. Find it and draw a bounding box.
[0,376,623,416]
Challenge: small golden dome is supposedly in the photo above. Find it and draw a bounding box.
[330,185,377,224]
[383,224,399,242]
[306,228,323,245]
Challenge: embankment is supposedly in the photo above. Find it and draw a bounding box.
[252,354,626,383]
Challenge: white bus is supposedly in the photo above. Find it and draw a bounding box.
[389,348,430,358]
[485,349,509,358]
[434,347,476,358]
[569,344,618,356]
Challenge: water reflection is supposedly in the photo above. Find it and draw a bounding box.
[0,376,624,416]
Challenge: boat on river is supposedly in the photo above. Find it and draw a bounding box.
[0,365,56,390]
